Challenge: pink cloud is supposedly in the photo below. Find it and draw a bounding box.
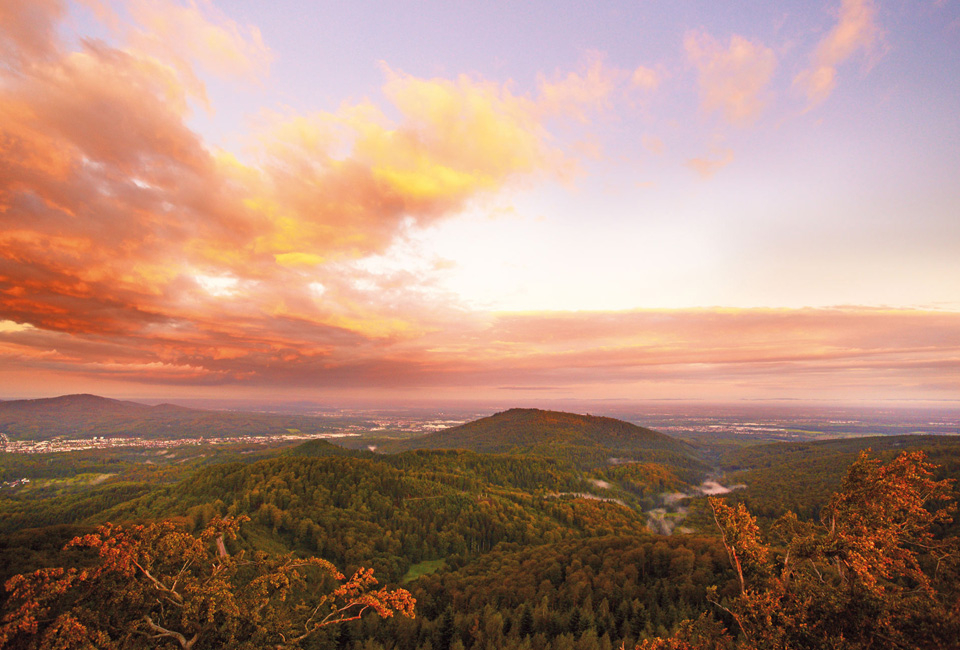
[536,55,661,123]
[631,66,660,92]
[642,135,664,155]
[0,0,65,66]
[0,4,954,405]
[126,0,273,84]
[536,55,620,121]
[794,0,881,107]
[684,147,734,178]
[685,30,777,126]
[3,306,958,404]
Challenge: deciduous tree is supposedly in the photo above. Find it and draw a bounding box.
[0,516,414,649]
[642,450,959,650]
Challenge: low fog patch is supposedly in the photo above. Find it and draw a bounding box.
[649,479,746,535]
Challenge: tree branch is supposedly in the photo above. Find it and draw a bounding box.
[143,615,200,650]
[132,560,184,606]
[707,597,750,644]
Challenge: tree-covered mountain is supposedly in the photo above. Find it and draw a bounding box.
[93,449,658,583]
[396,408,702,471]
[715,433,960,526]
[0,394,342,441]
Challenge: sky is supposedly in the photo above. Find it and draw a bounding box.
[0,0,958,406]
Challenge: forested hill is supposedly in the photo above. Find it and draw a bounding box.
[2,407,960,648]
[397,408,700,470]
[0,393,339,441]
[0,394,147,419]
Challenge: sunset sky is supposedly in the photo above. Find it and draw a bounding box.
[1,0,958,405]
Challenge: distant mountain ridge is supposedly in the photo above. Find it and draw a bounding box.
[397,407,700,469]
[0,394,153,416]
[0,394,339,441]
[0,398,702,473]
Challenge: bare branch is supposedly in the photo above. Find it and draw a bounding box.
[143,615,200,650]
[132,560,184,606]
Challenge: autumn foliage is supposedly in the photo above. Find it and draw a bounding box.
[0,516,414,649]
[641,450,959,650]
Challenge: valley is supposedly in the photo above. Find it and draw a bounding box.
[0,397,958,649]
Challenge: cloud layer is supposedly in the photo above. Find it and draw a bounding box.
[2,307,957,402]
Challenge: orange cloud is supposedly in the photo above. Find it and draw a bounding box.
[1,2,587,358]
[239,68,569,266]
[0,0,65,65]
[795,0,880,107]
[2,301,958,402]
[685,30,777,126]
[397,308,960,400]
[380,68,561,195]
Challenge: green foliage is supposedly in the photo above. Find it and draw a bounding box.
[0,481,152,533]
[401,560,445,584]
[0,441,294,486]
[289,440,375,460]
[593,462,693,509]
[366,535,736,650]
[96,453,654,583]
[383,450,587,493]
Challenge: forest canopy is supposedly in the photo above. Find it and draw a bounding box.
[1,421,959,650]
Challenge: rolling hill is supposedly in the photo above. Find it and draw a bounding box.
[0,394,339,441]
[396,407,703,470]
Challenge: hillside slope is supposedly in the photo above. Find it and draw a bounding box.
[398,408,701,470]
[0,394,338,441]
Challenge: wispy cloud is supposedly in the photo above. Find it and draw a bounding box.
[642,135,664,155]
[536,55,620,121]
[794,0,881,107]
[631,65,660,92]
[685,29,777,126]
[2,305,958,402]
[685,147,734,178]
[126,0,273,84]
[536,55,660,122]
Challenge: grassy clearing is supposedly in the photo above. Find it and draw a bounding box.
[402,559,444,583]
